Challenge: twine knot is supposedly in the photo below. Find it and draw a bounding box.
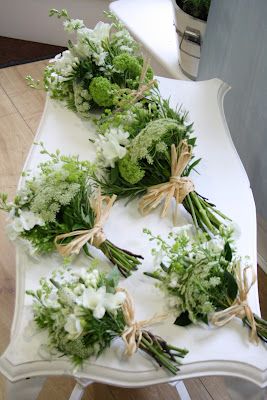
[117,288,166,356]
[139,140,194,219]
[210,263,259,344]
[54,190,116,257]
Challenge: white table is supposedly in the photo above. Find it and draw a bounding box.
[0,77,266,400]
[110,0,186,80]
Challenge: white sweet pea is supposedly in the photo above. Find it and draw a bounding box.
[64,314,83,339]
[91,21,111,43]
[96,128,130,167]
[52,50,79,76]
[105,291,126,312]
[19,210,44,230]
[81,286,107,319]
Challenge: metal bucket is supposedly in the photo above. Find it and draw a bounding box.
[171,1,207,80]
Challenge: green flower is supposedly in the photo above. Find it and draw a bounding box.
[113,53,142,79]
[118,154,145,184]
[89,77,117,107]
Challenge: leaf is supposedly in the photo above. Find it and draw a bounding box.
[223,242,232,262]
[174,311,192,326]
[200,314,209,325]
[224,270,238,302]
[83,244,92,258]
[186,158,201,176]
[106,267,120,291]
[110,166,119,184]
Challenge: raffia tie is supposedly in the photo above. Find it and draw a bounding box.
[139,140,194,218]
[117,288,166,356]
[210,263,259,344]
[54,191,117,257]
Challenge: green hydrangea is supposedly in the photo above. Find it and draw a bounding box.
[118,154,145,184]
[89,76,117,107]
[113,53,142,79]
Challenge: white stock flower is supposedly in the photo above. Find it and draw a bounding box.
[42,290,58,308]
[96,128,130,167]
[64,314,83,339]
[74,268,99,287]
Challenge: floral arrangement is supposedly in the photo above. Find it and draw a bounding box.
[96,91,230,235]
[26,9,155,118]
[25,9,230,234]
[0,144,142,277]
[144,225,267,344]
[26,265,188,373]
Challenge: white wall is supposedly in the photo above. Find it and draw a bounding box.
[0,0,112,45]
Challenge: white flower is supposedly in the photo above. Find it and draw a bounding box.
[18,210,44,231]
[63,19,84,33]
[74,268,99,287]
[91,21,111,43]
[64,314,83,339]
[52,50,79,77]
[80,286,106,319]
[172,224,194,236]
[93,51,108,66]
[169,277,178,288]
[204,237,225,254]
[96,128,130,167]
[6,219,23,240]
[105,291,126,312]
[73,283,85,296]
[42,290,58,308]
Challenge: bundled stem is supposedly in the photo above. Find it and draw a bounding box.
[100,240,143,277]
[183,191,231,237]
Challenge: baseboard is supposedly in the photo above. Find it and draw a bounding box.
[257,213,267,274]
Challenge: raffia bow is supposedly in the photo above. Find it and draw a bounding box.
[54,191,117,257]
[117,288,166,356]
[139,140,194,219]
[210,263,259,344]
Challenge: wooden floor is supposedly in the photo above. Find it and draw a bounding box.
[0,61,266,400]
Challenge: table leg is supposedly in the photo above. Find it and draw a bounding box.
[5,377,46,400]
[69,379,93,400]
[169,380,192,400]
[224,377,267,400]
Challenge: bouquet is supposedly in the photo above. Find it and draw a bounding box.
[96,92,230,235]
[0,145,142,277]
[26,265,188,373]
[144,225,267,344]
[26,9,155,118]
